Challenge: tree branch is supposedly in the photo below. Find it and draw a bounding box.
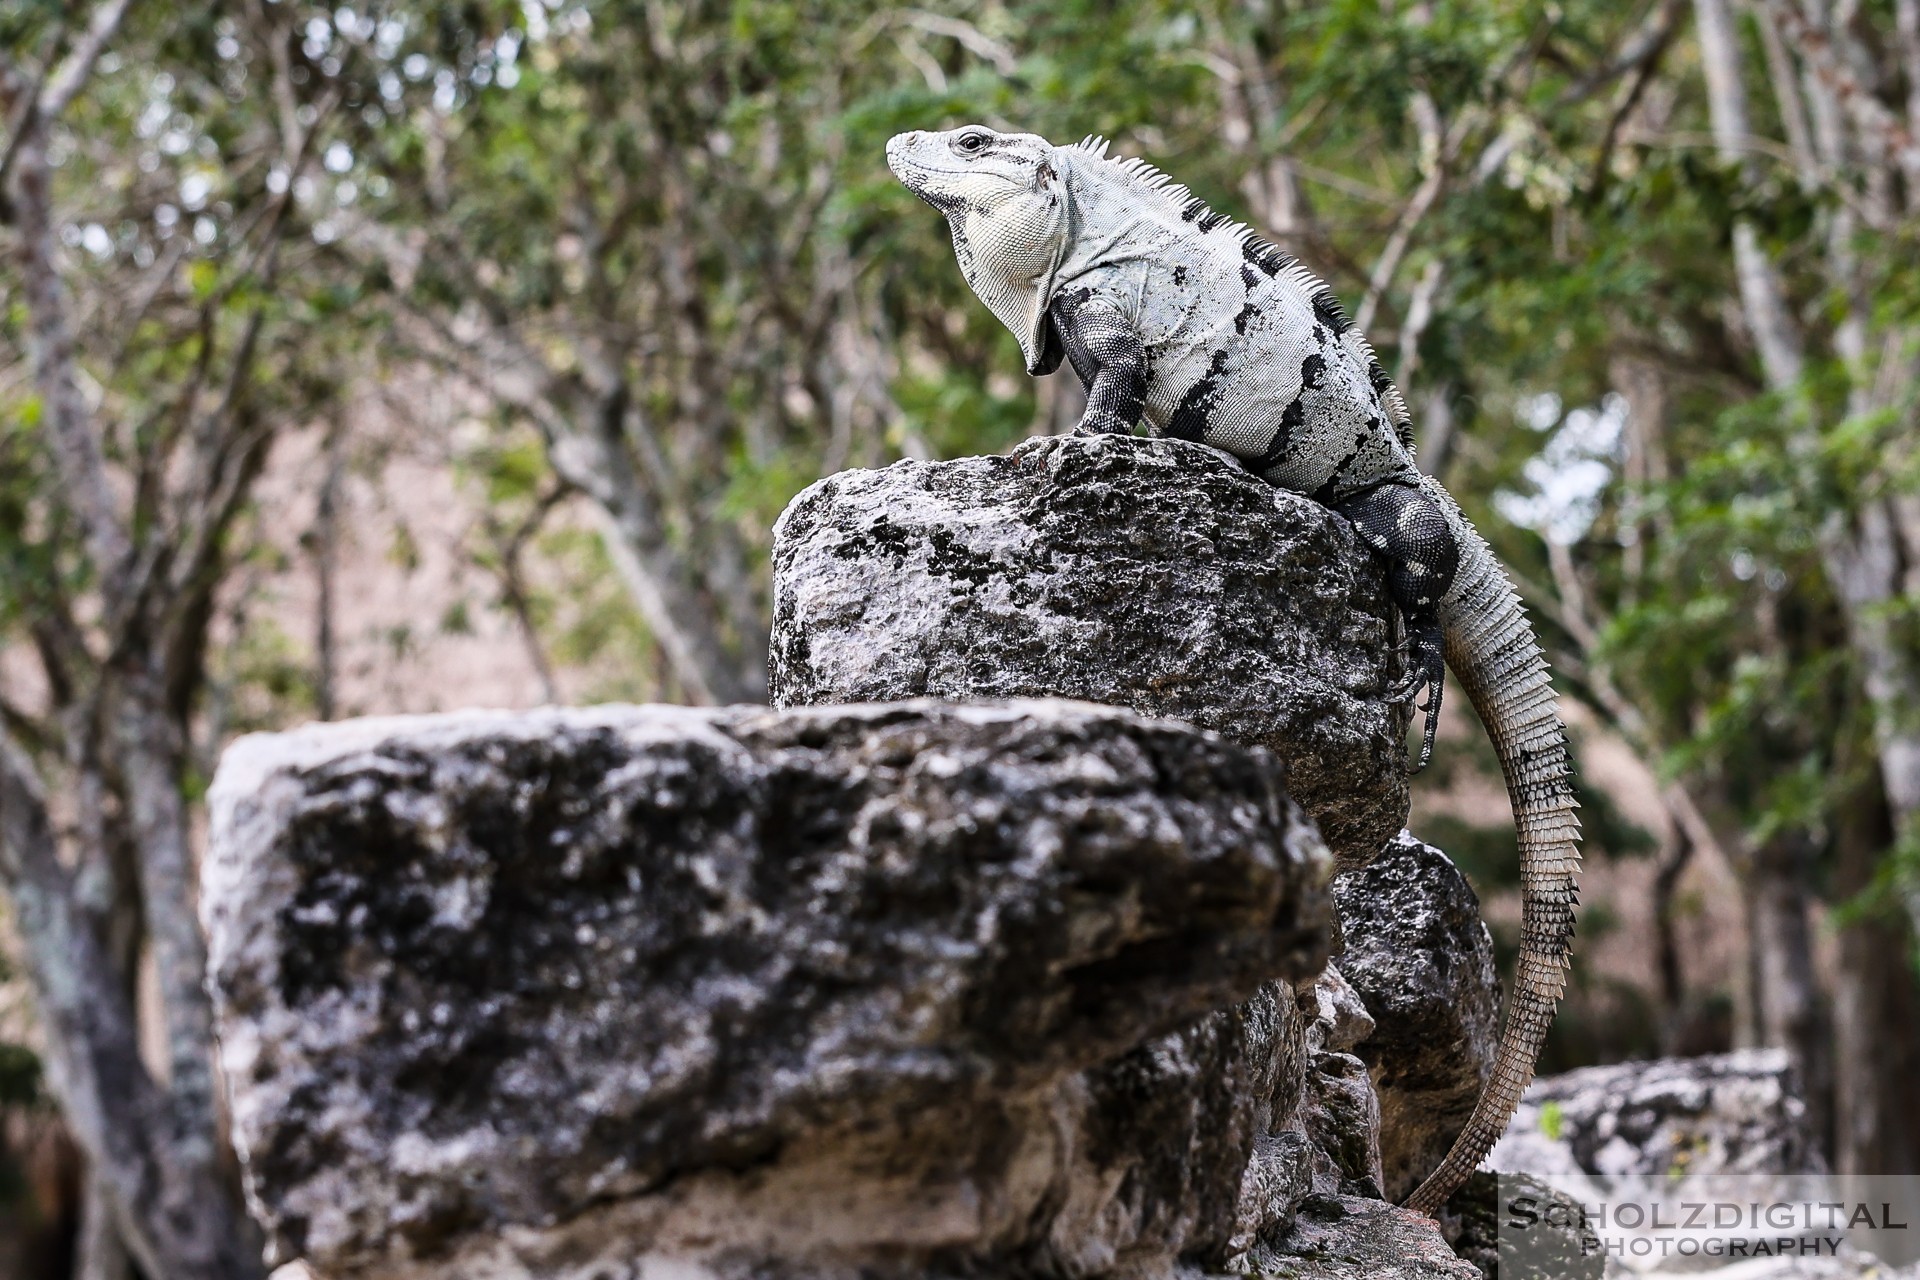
[1693,0,1810,389]
[1756,0,1920,183]
[37,0,133,124]
[8,127,133,583]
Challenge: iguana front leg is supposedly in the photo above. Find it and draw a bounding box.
[1050,290,1146,435]
[1334,481,1459,772]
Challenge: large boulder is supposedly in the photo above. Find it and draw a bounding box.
[769,434,1410,867]
[203,701,1333,1280]
[1333,831,1500,1199]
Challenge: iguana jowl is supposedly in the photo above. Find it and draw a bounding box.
[887,125,1581,1215]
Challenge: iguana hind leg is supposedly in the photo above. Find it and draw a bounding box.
[1335,481,1459,772]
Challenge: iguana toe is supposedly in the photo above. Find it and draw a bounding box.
[1403,626,1445,773]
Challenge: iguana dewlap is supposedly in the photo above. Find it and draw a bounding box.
[888,124,1581,1216]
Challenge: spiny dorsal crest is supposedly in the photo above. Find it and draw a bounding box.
[1063,135,1417,453]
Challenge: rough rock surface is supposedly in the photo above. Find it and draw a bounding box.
[1296,965,1386,1200]
[1333,830,1500,1199]
[1258,1194,1482,1279]
[769,434,1410,866]
[1441,1171,1604,1280]
[1490,1049,1827,1178]
[204,701,1333,1280]
[1472,1055,1920,1279]
[1210,966,1400,1273]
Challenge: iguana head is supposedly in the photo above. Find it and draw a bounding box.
[887,126,1070,375]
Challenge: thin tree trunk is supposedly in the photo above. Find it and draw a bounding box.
[1899,0,1920,138]
[0,740,263,1280]
[1609,351,1671,607]
[1831,767,1920,1174]
[1826,504,1920,884]
[113,670,218,1161]
[312,417,345,721]
[8,130,132,582]
[1695,0,1809,384]
[1745,833,1831,1155]
[77,1174,134,1280]
[482,489,565,706]
[1651,821,1694,1049]
[67,757,143,1280]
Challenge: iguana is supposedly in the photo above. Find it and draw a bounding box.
[887,125,1580,1216]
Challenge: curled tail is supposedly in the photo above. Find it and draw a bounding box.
[1402,476,1582,1218]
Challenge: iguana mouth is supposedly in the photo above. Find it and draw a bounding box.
[885,135,970,212]
[887,166,965,213]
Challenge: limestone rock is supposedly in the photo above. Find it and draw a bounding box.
[1293,966,1386,1199]
[1256,1194,1482,1279]
[1333,830,1500,1200]
[1439,1171,1603,1280]
[204,701,1332,1280]
[1490,1049,1827,1178]
[1066,979,1309,1275]
[769,434,1410,866]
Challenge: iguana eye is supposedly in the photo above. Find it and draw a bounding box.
[954,131,991,156]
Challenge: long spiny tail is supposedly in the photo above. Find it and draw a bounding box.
[1402,476,1582,1218]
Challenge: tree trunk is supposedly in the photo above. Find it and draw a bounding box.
[1824,504,1920,941]
[1650,820,1694,1049]
[1745,832,1832,1157]
[113,670,220,1165]
[311,417,345,721]
[1831,769,1920,1174]
[1694,0,1808,384]
[548,387,765,706]
[76,1174,134,1280]
[0,741,264,1280]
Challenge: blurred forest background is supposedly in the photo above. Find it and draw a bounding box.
[2,0,1919,1277]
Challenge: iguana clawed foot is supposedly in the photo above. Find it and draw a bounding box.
[1071,417,1134,437]
[1387,624,1446,773]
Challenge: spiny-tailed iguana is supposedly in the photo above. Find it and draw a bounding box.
[887,124,1580,1216]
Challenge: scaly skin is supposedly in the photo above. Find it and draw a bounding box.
[889,124,1581,1215]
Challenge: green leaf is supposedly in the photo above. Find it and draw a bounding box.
[1539,1100,1565,1143]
